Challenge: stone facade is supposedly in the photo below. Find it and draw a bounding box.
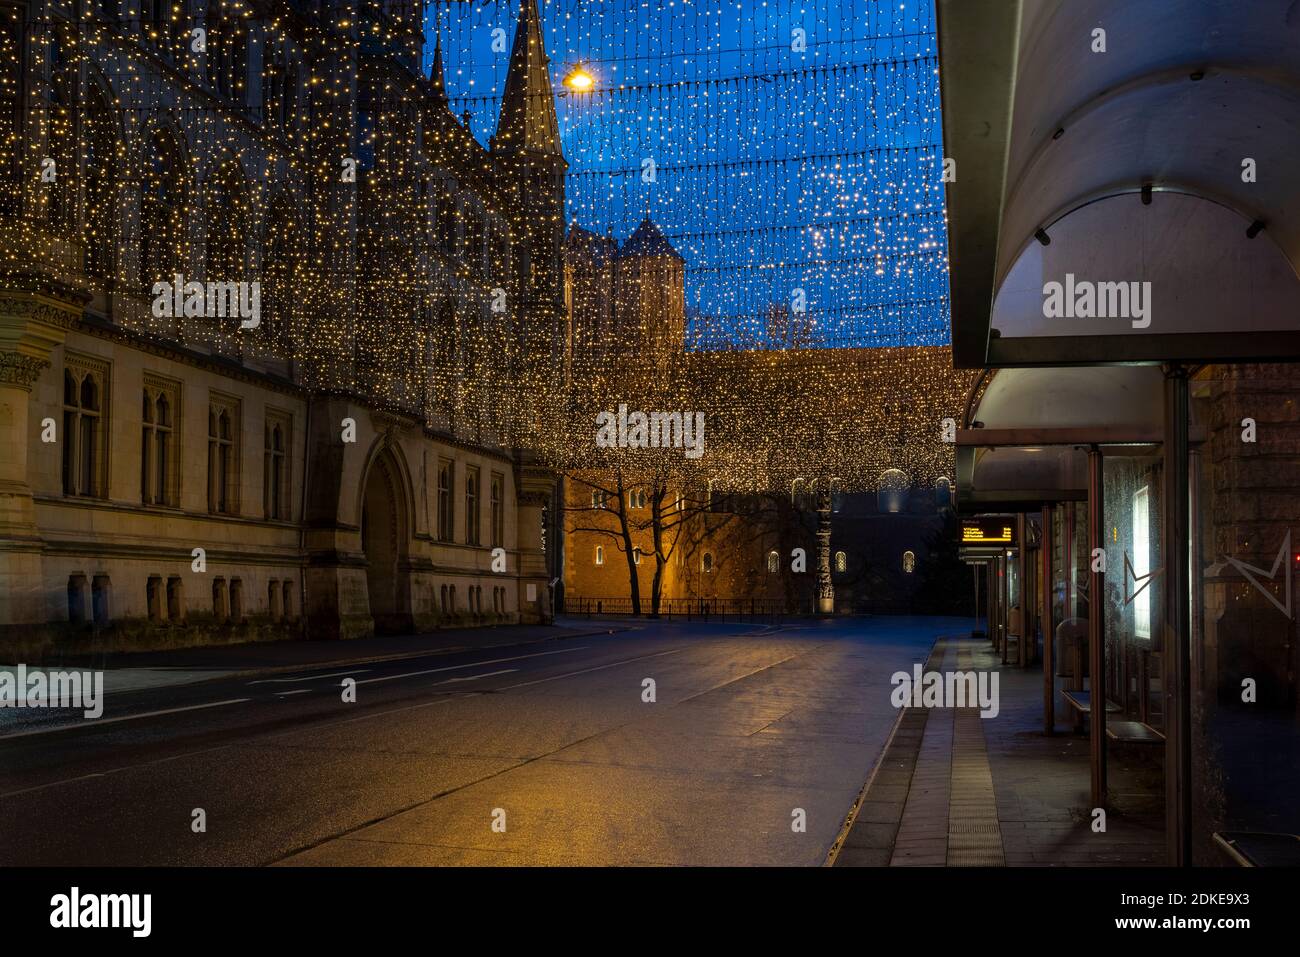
[0,1,566,656]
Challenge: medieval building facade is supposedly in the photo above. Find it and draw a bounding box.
[0,0,568,657]
[559,219,957,616]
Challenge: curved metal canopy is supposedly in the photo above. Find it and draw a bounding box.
[956,366,1183,510]
[939,0,1300,368]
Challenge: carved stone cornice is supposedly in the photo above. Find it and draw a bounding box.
[0,352,50,390]
[0,292,82,330]
[0,290,81,373]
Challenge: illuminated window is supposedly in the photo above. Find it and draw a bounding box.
[595,545,604,566]
[1133,486,1151,639]
[835,551,848,573]
[903,551,916,574]
[702,552,714,573]
[633,548,642,565]
[767,550,779,573]
[878,468,908,514]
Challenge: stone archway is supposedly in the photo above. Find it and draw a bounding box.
[360,448,411,635]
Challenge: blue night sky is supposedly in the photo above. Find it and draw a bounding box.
[424,0,948,350]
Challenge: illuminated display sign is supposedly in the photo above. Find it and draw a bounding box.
[960,519,1016,546]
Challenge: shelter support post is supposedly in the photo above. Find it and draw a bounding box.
[1163,367,1192,866]
[1042,504,1054,734]
[1088,446,1107,809]
[1018,512,1029,667]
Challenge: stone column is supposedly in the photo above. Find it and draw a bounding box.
[816,484,834,615]
[0,292,76,635]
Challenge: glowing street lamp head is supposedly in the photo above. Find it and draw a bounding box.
[564,65,595,92]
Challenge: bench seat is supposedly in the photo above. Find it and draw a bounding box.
[1061,689,1122,714]
[1105,720,1165,744]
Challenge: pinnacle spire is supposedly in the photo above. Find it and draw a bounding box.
[491,0,563,156]
[429,31,448,107]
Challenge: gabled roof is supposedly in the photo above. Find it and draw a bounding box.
[619,218,683,261]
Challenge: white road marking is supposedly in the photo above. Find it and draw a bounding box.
[0,698,252,741]
[275,689,312,697]
[435,669,518,684]
[500,649,683,689]
[248,669,372,685]
[353,646,589,685]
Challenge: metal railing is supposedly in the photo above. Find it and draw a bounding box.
[565,596,795,623]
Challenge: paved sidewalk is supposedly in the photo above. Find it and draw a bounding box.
[832,634,1164,867]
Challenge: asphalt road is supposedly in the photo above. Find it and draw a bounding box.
[0,617,967,866]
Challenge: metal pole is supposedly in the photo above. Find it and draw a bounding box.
[1163,367,1192,866]
[1018,512,1029,667]
[1042,504,1054,734]
[1065,501,1075,620]
[1088,445,1107,809]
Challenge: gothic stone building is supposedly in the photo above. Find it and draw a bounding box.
[0,0,568,657]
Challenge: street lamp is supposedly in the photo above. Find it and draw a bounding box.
[563,64,595,92]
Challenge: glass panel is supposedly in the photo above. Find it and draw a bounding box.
[1190,364,1300,864]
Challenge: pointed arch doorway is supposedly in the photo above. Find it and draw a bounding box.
[361,447,412,635]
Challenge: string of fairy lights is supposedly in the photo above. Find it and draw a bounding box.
[1,0,971,494]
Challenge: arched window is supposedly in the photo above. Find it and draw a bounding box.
[702,552,714,574]
[264,421,285,519]
[45,46,77,234]
[62,367,106,497]
[935,476,953,510]
[207,3,249,103]
[903,551,916,574]
[141,385,175,505]
[0,13,20,214]
[633,548,642,566]
[594,545,604,566]
[830,477,843,514]
[877,468,908,514]
[140,130,185,292]
[262,46,297,133]
[147,576,164,622]
[206,158,249,283]
[167,577,183,621]
[791,478,805,508]
[84,84,118,281]
[230,578,244,621]
[212,578,228,621]
[207,399,238,514]
[67,575,87,624]
[260,200,297,351]
[767,550,779,573]
[835,550,847,574]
